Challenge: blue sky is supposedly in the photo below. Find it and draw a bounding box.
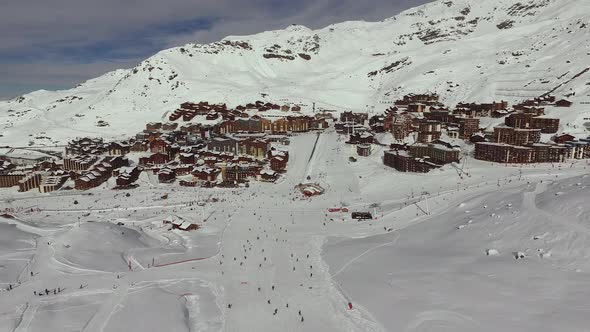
[0,0,430,99]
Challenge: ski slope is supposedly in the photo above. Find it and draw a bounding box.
[0,131,589,331]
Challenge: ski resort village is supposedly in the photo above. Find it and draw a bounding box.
[1,0,590,331]
[1,94,589,194]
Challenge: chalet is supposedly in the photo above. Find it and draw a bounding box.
[206,112,219,120]
[179,153,196,164]
[109,141,131,155]
[180,123,201,134]
[179,222,200,231]
[65,137,106,156]
[491,109,509,118]
[162,122,178,131]
[340,112,368,125]
[310,118,329,130]
[299,183,325,196]
[396,93,441,107]
[173,164,192,176]
[369,115,385,133]
[555,99,572,107]
[74,161,114,190]
[270,156,287,172]
[268,149,289,162]
[158,167,176,183]
[101,156,128,170]
[163,215,199,231]
[470,133,486,144]
[259,169,279,182]
[192,166,220,182]
[145,131,162,142]
[0,160,16,173]
[150,139,169,154]
[139,153,169,166]
[454,101,508,117]
[115,166,142,187]
[553,133,576,144]
[131,140,149,152]
[347,132,374,145]
[519,106,545,116]
[146,122,162,131]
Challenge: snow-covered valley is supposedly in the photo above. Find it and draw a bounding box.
[0,131,589,331]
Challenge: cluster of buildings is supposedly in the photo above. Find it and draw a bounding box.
[0,100,309,192]
[166,100,328,136]
[133,123,291,186]
[0,157,71,192]
[367,94,481,142]
[334,93,585,173]
[473,102,588,164]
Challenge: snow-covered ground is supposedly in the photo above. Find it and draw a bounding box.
[0,131,589,331]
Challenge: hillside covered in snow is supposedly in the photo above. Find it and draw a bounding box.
[1,0,590,145]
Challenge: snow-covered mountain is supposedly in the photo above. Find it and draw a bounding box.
[1,0,590,146]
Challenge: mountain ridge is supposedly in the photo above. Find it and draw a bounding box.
[1,0,589,145]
